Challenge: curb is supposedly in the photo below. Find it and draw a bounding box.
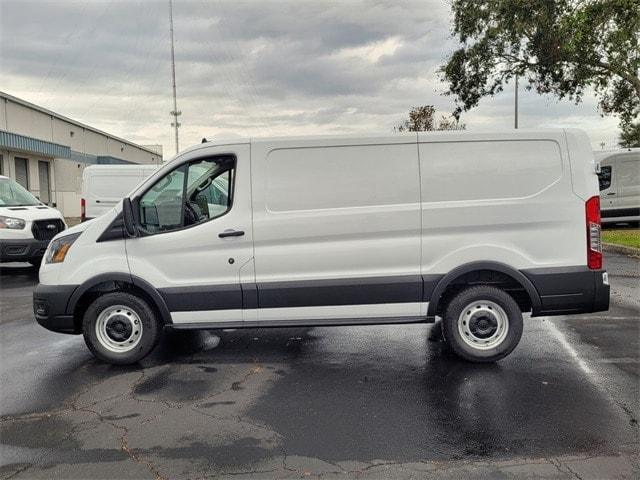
[603,243,640,259]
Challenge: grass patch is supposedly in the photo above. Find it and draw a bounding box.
[602,229,640,249]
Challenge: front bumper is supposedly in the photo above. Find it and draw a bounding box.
[0,238,50,263]
[522,267,610,316]
[33,284,80,334]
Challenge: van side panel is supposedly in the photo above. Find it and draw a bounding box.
[251,137,424,320]
[564,129,599,202]
[418,133,587,275]
[598,150,640,223]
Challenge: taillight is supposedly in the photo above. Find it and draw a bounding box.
[586,196,602,270]
[80,198,86,222]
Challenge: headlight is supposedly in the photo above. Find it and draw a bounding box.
[45,233,81,264]
[0,215,26,229]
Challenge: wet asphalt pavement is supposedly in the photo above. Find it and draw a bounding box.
[0,253,638,479]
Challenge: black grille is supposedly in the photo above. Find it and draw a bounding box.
[32,219,65,241]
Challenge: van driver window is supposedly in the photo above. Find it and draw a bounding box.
[138,157,234,234]
[598,166,612,191]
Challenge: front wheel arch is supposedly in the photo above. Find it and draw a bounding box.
[68,273,172,332]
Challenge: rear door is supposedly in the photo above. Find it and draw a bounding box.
[86,170,143,218]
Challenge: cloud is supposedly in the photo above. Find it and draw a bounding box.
[0,0,622,156]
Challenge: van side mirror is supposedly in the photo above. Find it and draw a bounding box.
[122,198,138,238]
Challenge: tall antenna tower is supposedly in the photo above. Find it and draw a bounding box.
[169,0,181,154]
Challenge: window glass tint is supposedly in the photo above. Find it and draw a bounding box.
[138,157,234,234]
[0,177,41,206]
[139,166,186,233]
[598,165,612,191]
[184,159,233,225]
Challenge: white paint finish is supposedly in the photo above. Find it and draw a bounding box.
[419,140,562,203]
[173,302,429,324]
[597,148,640,222]
[38,130,603,328]
[82,164,159,219]
[418,131,587,271]
[565,129,600,201]
[39,208,126,285]
[172,309,243,323]
[266,143,420,211]
[125,144,253,290]
[251,138,421,306]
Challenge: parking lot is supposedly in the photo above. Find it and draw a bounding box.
[0,253,638,479]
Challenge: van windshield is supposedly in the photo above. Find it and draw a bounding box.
[0,177,41,206]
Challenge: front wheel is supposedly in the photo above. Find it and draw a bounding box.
[83,292,161,365]
[28,258,42,268]
[441,285,523,363]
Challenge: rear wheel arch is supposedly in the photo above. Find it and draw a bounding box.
[427,261,541,317]
[69,273,172,332]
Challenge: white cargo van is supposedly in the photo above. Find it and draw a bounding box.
[34,130,609,365]
[81,164,159,221]
[0,175,66,266]
[596,148,640,225]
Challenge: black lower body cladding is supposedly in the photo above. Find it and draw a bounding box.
[0,238,50,263]
[522,267,610,316]
[32,265,610,336]
[33,283,79,334]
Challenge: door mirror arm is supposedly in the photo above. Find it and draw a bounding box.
[122,197,139,238]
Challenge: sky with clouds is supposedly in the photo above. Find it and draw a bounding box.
[0,0,622,157]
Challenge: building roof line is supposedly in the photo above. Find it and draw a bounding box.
[0,90,159,156]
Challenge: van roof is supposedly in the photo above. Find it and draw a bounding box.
[83,164,160,171]
[177,128,579,158]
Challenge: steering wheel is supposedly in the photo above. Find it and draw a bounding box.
[183,201,201,225]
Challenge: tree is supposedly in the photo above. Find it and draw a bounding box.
[396,105,466,132]
[440,0,640,128]
[619,121,640,147]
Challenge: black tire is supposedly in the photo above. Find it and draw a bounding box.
[441,285,523,363]
[28,258,42,268]
[82,292,161,365]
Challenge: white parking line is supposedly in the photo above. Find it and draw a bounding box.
[544,320,594,377]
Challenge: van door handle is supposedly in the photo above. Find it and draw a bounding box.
[606,192,616,196]
[218,229,245,238]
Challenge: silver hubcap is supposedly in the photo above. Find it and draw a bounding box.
[458,300,509,350]
[95,305,143,353]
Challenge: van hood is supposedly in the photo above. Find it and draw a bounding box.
[62,217,96,237]
[0,205,64,222]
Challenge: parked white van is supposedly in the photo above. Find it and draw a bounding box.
[81,164,159,221]
[596,148,640,225]
[34,130,609,364]
[0,175,66,265]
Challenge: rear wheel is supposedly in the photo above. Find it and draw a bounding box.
[441,285,523,362]
[83,292,161,365]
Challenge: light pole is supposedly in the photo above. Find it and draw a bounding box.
[169,0,181,154]
[514,74,519,129]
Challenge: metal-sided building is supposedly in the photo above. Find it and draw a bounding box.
[0,92,162,218]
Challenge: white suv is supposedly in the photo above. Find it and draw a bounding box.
[0,175,66,266]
